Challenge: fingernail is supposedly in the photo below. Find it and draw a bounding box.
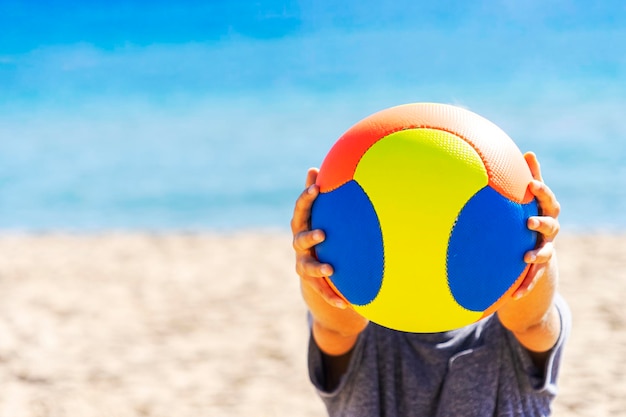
[307,185,316,194]
[513,291,524,300]
[528,218,539,229]
[526,253,536,262]
[312,230,323,241]
[334,300,347,309]
[321,265,332,276]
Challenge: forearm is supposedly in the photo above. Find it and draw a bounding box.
[312,320,362,356]
[301,279,368,356]
[507,303,560,353]
[497,258,560,353]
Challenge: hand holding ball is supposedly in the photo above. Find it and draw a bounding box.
[311,103,538,333]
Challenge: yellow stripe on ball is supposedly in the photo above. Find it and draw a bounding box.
[352,128,489,332]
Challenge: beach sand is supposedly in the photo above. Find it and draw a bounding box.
[0,232,623,416]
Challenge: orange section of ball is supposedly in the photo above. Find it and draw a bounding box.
[316,103,534,204]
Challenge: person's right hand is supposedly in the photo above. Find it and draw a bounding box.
[291,168,368,356]
[291,167,348,309]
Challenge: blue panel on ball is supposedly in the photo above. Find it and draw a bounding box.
[447,186,539,311]
[310,180,384,306]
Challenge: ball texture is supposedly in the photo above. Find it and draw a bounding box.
[311,103,538,333]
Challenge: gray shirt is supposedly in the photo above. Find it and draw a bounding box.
[308,295,570,417]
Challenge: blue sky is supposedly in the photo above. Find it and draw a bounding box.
[0,1,625,230]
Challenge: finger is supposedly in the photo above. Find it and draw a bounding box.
[302,275,347,309]
[513,263,545,299]
[528,180,561,219]
[524,241,555,264]
[290,168,320,234]
[524,152,561,219]
[305,167,319,188]
[296,253,334,278]
[290,183,319,234]
[293,229,325,253]
[527,216,560,241]
[524,152,543,182]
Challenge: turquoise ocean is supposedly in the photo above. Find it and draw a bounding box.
[0,91,624,233]
[3,3,625,233]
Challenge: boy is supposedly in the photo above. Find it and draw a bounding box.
[291,152,570,416]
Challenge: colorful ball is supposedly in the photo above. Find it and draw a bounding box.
[311,103,538,333]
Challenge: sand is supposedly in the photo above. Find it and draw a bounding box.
[0,232,623,417]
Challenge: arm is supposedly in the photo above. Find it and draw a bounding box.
[291,168,369,386]
[497,152,562,366]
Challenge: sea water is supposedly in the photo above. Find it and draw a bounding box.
[0,96,624,233]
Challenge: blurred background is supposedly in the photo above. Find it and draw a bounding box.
[1,3,625,417]
[1,0,625,232]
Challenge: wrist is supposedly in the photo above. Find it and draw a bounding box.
[312,319,366,356]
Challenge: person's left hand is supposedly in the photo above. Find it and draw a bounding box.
[512,152,561,300]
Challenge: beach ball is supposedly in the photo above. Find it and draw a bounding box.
[311,103,538,333]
